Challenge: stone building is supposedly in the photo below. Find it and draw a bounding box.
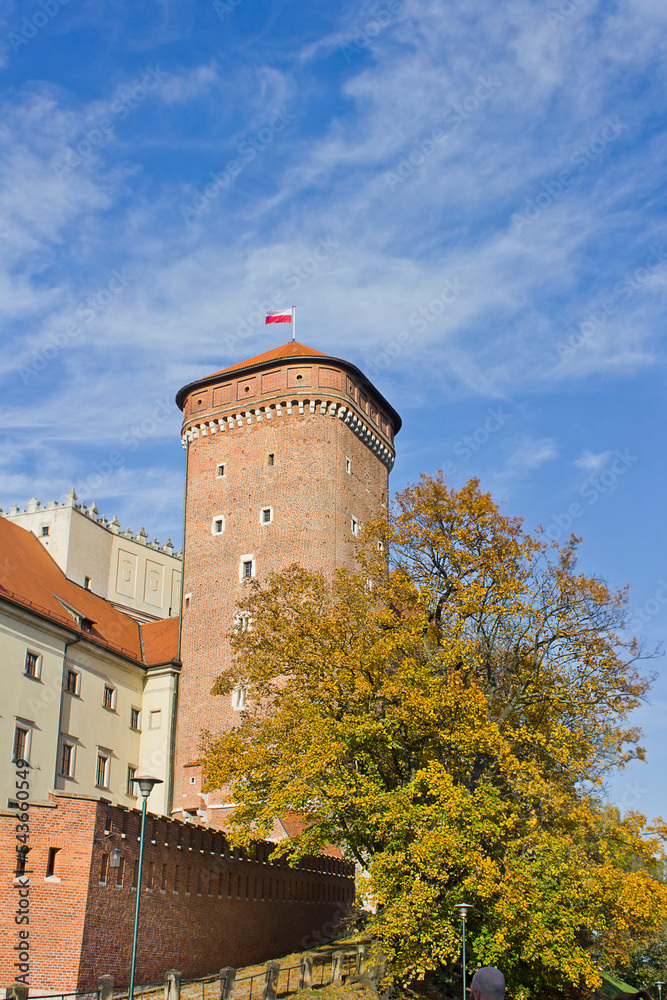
[0,338,399,990]
[3,489,182,622]
[173,340,401,824]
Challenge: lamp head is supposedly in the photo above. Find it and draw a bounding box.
[455,903,473,919]
[132,775,163,799]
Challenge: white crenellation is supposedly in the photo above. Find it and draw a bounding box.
[182,399,395,469]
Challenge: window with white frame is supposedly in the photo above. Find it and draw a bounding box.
[346,457,351,475]
[239,555,255,581]
[102,685,116,711]
[260,507,273,525]
[351,516,359,536]
[211,515,225,535]
[59,739,76,778]
[216,463,226,478]
[66,669,80,695]
[233,613,252,633]
[13,723,32,763]
[96,752,110,789]
[24,650,41,679]
[231,685,247,711]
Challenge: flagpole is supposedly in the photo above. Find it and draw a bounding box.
[292,306,296,341]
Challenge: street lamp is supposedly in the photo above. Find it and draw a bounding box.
[129,775,163,1000]
[455,904,473,1000]
[655,982,664,1000]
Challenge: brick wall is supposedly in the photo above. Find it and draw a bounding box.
[175,356,399,818]
[0,794,355,992]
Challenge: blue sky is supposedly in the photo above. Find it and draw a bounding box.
[0,0,665,820]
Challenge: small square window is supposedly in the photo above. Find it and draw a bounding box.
[96,753,109,789]
[211,516,225,535]
[267,453,274,466]
[41,525,50,537]
[24,651,41,679]
[346,457,351,475]
[130,708,141,731]
[260,507,272,524]
[102,685,116,711]
[66,670,80,695]
[216,463,226,478]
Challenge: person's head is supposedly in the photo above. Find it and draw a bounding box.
[470,967,505,1000]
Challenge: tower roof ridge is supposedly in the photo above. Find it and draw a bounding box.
[208,340,328,378]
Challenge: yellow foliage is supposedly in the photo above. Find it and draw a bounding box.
[202,475,666,996]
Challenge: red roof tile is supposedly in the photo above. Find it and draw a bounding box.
[141,616,180,665]
[207,341,329,379]
[0,516,179,666]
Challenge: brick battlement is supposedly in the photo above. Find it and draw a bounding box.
[0,793,354,992]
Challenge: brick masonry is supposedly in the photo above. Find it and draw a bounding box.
[174,349,401,819]
[0,793,355,992]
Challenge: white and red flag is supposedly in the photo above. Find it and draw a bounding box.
[265,310,292,324]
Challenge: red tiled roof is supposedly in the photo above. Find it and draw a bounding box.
[207,341,329,379]
[0,516,179,666]
[141,615,180,665]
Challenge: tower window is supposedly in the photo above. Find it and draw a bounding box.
[231,686,247,711]
[239,555,255,581]
[260,507,273,524]
[351,517,359,536]
[41,525,49,536]
[216,463,226,478]
[267,453,274,466]
[346,457,351,475]
[211,515,225,535]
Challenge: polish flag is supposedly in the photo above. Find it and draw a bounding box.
[265,310,292,324]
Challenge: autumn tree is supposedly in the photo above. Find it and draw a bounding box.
[203,474,667,997]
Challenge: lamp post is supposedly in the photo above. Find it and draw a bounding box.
[656,982,664,1000]
[455,904,473,1000]
[129,775,163,1000]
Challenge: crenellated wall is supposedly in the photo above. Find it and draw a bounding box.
[0,792,355,992]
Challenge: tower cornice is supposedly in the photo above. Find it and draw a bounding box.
[175,343,402,435]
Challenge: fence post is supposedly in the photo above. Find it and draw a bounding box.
[220,967,236,1000]
[5,986,29,1000]
[165,970,182,1000]
[331,951,344,986]
[98,975,115,1000]
[262,961,280,1000]
[355,945,367,976]
[299,954,313,990]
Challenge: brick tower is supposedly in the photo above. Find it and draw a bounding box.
[172,341,401,824]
